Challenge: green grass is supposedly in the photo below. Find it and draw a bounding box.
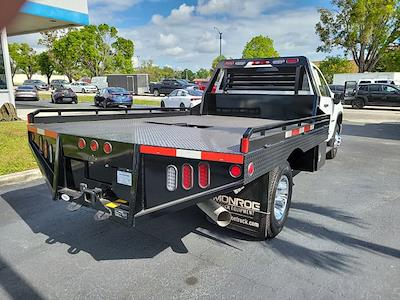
[133,99,160,106]
[0,121,37,176]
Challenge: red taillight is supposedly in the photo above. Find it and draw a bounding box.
[198,162,210,189]
[229,165,242,178]
[78,138,86,149]
[252,60,270,65]
[248,162,255,176]
[103,142,112,154]
[90,140,99,152]
[182,164,193,190]
[286,58,299,64]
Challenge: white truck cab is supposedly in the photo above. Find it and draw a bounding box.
[311,63,344,159]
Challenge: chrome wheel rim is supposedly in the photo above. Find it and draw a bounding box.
[334,131,342,149]
[274,175,289,221]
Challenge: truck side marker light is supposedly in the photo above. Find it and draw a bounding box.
[103,142,113,154]
[229,165,242,178]
[285,124,315,138]
[248,162,255,176]
[240,137,249,153]
[90,140,99,152]
[166,165,178,191]
[198,162,210,188]
[78,138,86,149]
[182,164,194,190]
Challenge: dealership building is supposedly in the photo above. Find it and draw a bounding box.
[0,0,89,107]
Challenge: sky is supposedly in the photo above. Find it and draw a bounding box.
[12,0,337,71]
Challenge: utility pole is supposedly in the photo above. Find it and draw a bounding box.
[214,27,222,57]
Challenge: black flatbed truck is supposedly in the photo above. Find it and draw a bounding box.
[27,56,342,239]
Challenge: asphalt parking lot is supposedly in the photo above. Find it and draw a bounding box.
[0,109,399,299]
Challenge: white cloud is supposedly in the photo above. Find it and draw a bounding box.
[196,0,278,17]
[165,46,184,56]
[88,0,140,24]
[122,6,324,70]
[158,33,178,48]
[152,4,195,25]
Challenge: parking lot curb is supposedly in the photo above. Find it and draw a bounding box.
[0,169,42,187]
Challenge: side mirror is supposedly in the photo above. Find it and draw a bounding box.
[333,93,342,104]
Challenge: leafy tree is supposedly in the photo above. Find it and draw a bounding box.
[242,35,279,59]
[8,43,20,83]
[52,30,83,82]
[36,51,55,84]
[374,44,400,72]
[316,0,400,73]
[195,68,210,79]
[212,55,226,69]
[181,69,195,81]
[318,56,354,84]
[8,43,38,80]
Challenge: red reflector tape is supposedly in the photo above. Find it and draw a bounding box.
[140,145,177,157]
[201,151,244,164]
[285,124,315,138]
[140,145,244,164]
[27,125,58,139]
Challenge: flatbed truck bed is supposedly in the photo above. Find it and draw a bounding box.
[26,56,343,239]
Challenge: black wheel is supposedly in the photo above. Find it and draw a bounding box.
[351,98,364,109]
[81,88,86,94]
[126,105,132,109]
[153,89,160,97]
[102,101,107,109]
[160,101,165,108]
[180,103,185,111]
[327,123,342,159]
[266,162,293,239]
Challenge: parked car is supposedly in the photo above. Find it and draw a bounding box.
[150,79,196,96]
[94,87,133,108]
[329,84,345,100]
[23,79,49,91]
[69,81,98,93]
[357,78,397,85]
[347,83,400,108]
[160,88,203,109]
[194,79,209,91]
[50,79,70,90]
[15,85,39,101]
[51,88,78,104]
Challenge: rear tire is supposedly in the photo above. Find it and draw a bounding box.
[180,103,185,111]
[102,101,107,109]
[327,123,341,159]
[351,98,364,109]
[153,89,160,97]
[82,88,86,94]
[266,162,293,239]
[161,101,165,108]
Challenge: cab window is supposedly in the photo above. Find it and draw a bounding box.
[313,67,330,97]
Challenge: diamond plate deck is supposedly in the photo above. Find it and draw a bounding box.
[36,115,280,153]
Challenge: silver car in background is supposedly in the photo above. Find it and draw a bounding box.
[15,85,39,101]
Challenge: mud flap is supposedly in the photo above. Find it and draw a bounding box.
[212,174,270,239]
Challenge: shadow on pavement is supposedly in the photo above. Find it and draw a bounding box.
[0,255,45,300]
[343,122,400,141]
[2,182,400,274]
